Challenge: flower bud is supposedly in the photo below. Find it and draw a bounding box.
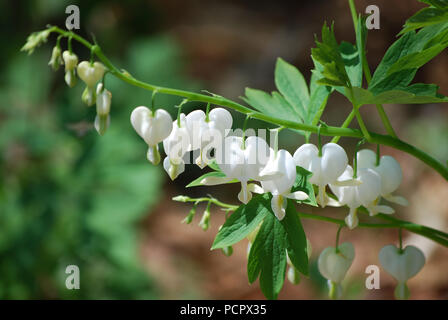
[182,206,196,224]
[48,46,63,71]
[198,206,211,231]
[94,114,110,136]
[96,83,112,116]
[62,51,78,72]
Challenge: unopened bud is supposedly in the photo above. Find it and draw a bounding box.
[48,46,63,71]
[198,206,211,231]
[96,83,112,116]
[182,206,196,224]
[172,195,189,203]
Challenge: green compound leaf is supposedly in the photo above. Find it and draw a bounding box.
[211,194,271,250]
[349,85,448,106]
[247,210,287,300]
[243,87,302,123]
[402,6,448,34]
[247,198,309,299]
[281,200,309,275]
[275,58,310,123]
[370,22,448,95]
[311,22,351,88]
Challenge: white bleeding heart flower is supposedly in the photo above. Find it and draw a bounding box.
[130,106,173,165]
[294,143,352,207]
[357,149,408,206]
[379,244,425,300]
[78,61,106,106]
[318,242,355,284]
[162,114,190,180]
[199,135,269,203]
[77,61,105,88]
[259,149,308,220]
[185,108,232,168]
[329,165,392,229]
[96,83,112,116]
[62,51,78,88]
[48,46,63,71]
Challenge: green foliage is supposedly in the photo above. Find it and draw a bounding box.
[291,167,317,207]
[212,194,270,250]
[311,22,351,88]
[243,58,331,138]
[246,198,308,299]
[402,1,448,33]
[213,192,310,299]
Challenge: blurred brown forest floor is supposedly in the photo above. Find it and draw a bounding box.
[134,0,448,299]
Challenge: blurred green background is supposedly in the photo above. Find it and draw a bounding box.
[1,0,447,299]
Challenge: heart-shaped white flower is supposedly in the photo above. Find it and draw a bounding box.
[259,149,308,220]
[294,143,351,207]
[318,242,355,283]
[131,106,173,165]
[131,106,173,146]
[357,149,408,206]
[185,108,232,168]
[330,165,391,229]
[77,61,105,88]
[379,244,425,300]
[218,135,270,203]
[379,244,425,283]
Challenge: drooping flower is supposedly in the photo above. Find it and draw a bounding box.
[48,46,63,71]
[185,108,233,168]
[162,113,191,180]
[357,149,408,206]
[130,106,173,165]
[379,244,425,300]
[94,83,112,135]
[259,149,308,220]
[329,165,392,229]
[62,50,78,87]
[294,143,353,207]
[77,61,105,106]
[318,242,355,299]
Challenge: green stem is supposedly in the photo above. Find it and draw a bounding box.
[174,195,448,247]
[335,225,343,252]
[47,26,448,181]
[348,0,359,33]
